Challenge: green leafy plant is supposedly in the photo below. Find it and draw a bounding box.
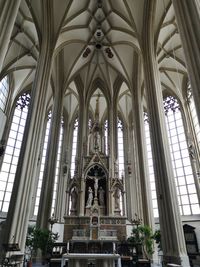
[127,224,154,260]
[153,229,162,251]
[26,226,58,260]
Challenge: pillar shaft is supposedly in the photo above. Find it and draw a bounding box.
[36,51,65,229]
[78,100,87,216]
[0,0,21,72]
[172,0,200,124]
[108,101,117,215]
[142,42,190,266]
[131,56,154,226]
[141,2,190,265]
[127,124,141,219]
[36,83,63,229]
[61,121,73,217]
[1,38,54,252]
[133,93,154,226]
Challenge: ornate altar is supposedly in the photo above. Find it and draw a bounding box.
[63,94,126,256]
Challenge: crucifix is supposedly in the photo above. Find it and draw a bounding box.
[88,170,99,198]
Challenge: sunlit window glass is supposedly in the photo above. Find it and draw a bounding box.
[118,118,124,178]
[51,120,64,214]
[0,93,30,212]
[71,118,78,177]
[117,118,125,213]
[144,112,159,218]
[0,76,9,111]
[104,120,108,155]
[164,96,200,215]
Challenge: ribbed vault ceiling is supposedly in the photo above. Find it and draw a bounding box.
[1,0,188,124]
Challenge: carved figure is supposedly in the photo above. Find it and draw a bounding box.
[94,130,101,150]
[113,187,121,209]
[71,187,78,210]
[86,186,93,207]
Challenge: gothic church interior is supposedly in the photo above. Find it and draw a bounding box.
[0,0,200,267]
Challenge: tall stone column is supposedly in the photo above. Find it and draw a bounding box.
[55,122,70,222]
[61,122,73,218]
[78,98,88,216]
[131,56,154,227]
[133,92,154,227]
[0,0,21,72]
[36,53,64,229]
[1,38,54,253]
[172,0,200,125]
[143,51,190,266]
[141,2,190,266]
[126,124,141,220]
[108,100,117,215]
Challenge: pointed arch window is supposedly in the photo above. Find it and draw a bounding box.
[117,118,125,214]
[0,76,9,111]
[51,119,64,214]
[104,119,108,155]
[0,92,30,212]
[143,112,159,218]
[71,118,78,177]
[117,118,124,177]
[164,96,200,215]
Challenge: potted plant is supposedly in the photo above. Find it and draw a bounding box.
[127,224,154,266]
[26,226,58,265]
[153,229,162,251]
[153,229,163,264]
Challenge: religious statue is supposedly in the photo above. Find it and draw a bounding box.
[86,186,93,207]
[94,175,99,198]
[98,186,105,206]
[113,187,121,209]
[87,130,93,155]
[94,129,101,150]
[71,187,78,210]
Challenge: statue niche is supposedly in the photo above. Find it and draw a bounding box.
[85,165,107,216]
[87,122,102,155]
